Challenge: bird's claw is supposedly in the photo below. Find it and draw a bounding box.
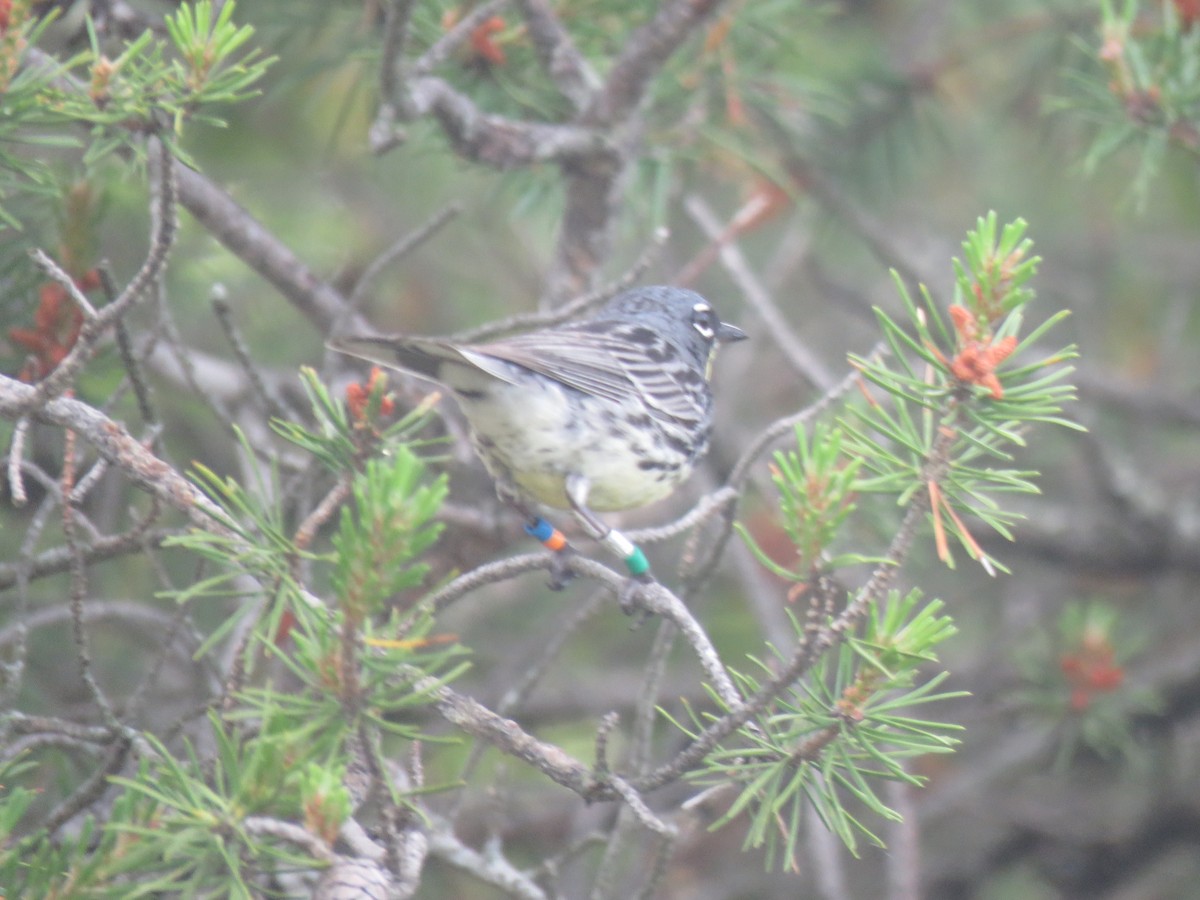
[619,571,657,627]
[547,545,579,591]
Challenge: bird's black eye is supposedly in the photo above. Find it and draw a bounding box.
[691,304,717,341]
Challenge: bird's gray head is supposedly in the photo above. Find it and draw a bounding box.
[598,286,747,375]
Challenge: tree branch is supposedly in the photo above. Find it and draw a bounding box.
[513,0,599,113]
[173,165,366,336]
[0,375,229,532]
[585,0,728,126]
[20,139,176,410]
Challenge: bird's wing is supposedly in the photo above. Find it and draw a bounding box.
[467,325,706,425]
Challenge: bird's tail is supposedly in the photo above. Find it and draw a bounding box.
[327,334,454,380]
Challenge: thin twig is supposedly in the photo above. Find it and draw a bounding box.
[244,815,335,862]
[592,711,621,779]
[6,416,30,507]
[585,0,729,125]
[66,457,110,511]
[0,374,233,532]
[449,587,609,823]
[42,737,132,837]
[630,828,677,900]
[0,490,60,720]
[683,193,836,390]
[212,290,288,420]
[595,794,675,900]
[371,0,420,151]
[5,712,116,745]
[425,815,547,900]
[123,595,205,728]
[28,249,99,320]
[608,774,675,838]
[455,227,670,343]
[173,164,368,335]
[158,288,241,430]
[590,775,672,900]
[9,456,58,497]
[343,203,463,323]
[728,340,886,489]
[61,429,120,732]
[513,0,598,112]
[110,324,157,421]
[407,75,615,167]
[413,0,510,77]
[426,552,553,612]
[112,281,159,427]
[2,731,107,762]
[591,615,684,900]
[0,524,175,592]
[629,622,677,772]
[0,599,197,655]
[625,486,737,544]
[22,139,177,410]
[403,661,594,793]
[293,474,354,556]
[632,419,958,794]
[565,557,740,710]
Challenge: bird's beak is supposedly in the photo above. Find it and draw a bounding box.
[716,322,748,343]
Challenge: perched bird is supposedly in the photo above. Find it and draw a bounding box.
[330,285,747,581]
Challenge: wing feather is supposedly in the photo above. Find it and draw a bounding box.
[466,325,706,425]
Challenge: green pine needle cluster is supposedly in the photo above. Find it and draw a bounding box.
[1,364,462,896]
[0,0,272,226]
[720,214,1078,867]
[847,214,1081,571]
[1054,0,1200,205]
[672,591,964,863]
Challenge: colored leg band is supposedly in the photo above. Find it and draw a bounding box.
[526,518,649,577]
[601,530,651,578]
[623,546,651,577]
[525,518,567,552]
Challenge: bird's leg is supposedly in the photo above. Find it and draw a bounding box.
[564,474,653,587]
[501,487,579,590]
[522,515,579,590]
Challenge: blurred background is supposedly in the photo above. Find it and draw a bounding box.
[4,1,1200,897]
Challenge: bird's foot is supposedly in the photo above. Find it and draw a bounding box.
[618,571,657,628]
[525,517,578,590]
[547,545,579,591]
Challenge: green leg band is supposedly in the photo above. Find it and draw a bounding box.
[600,529,651,578]
[623,546,650,577]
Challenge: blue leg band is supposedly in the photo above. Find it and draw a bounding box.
[524,518,555,542]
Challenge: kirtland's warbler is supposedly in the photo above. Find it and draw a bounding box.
[331,285,746,582]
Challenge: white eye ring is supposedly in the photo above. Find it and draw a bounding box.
[692,303,716,340]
